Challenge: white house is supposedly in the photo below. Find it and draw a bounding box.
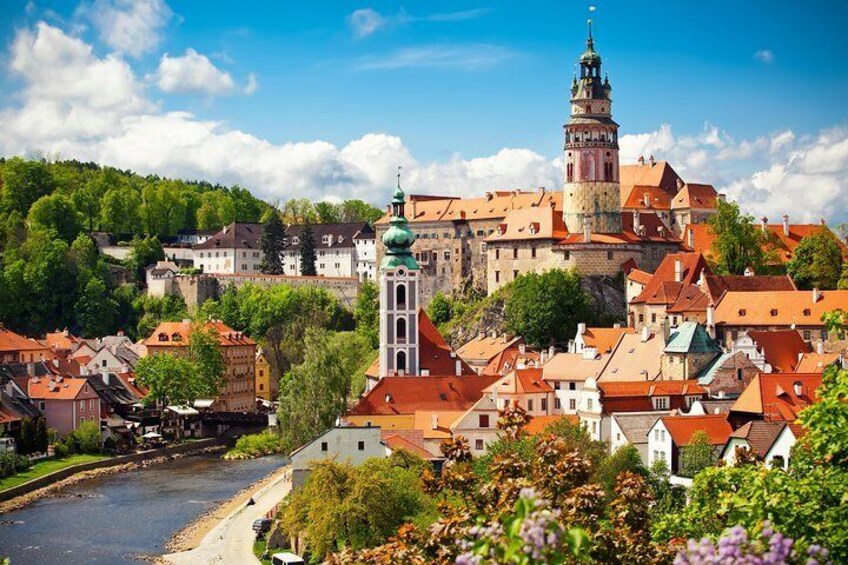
[289,426,388,489]
[647,414,732,476]
[449,393,501,455]
[543,350,610,416]
[609,412,664,466]
[193,222,263,274]
[354,229,376,281]
[721,421,798,470]
[281,223,375,278]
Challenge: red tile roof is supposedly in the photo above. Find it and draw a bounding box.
[672,183,719,210]
[747,330,811,373]
[348,375,498,416]
[714,290,848,326]
[523,414,579,436]
[144,321,256,347]
[731,373,822,421]
[0,326,47,354]
[417,309,476,376]
[381,431,435,459]
[484,207,568,243]
[631,252,710,305]
[484,368,552,395]
[795,352,841,373]
[481,345,541,376]
[27,376,92,401]
[622,185,672,211]
[581,327,633,354]
[619,161,682,202]
[661,414,733,446]
[627,269,653,286]
[598,380,706,398]
[701,274,797,304]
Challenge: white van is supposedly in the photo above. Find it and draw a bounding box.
[272,552,305,565]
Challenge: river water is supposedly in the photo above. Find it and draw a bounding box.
[0,454,285,565]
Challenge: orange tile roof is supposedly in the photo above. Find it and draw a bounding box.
[747,330,811,373]
[542,352,610,381]
[713,290,848,326]
[598,332,665,382]
[484,207,568,243]
[482,345,541,376]
[598,380,706,398]
[661,414,733,446]
[701,274,797,304]
[412,410,464,439]
[483,368,552,395]
[417,309,476,376]
[672,183,719,210]
[43,331,82,351]
[381,431,435,459]
[627,269,653,286]
[631,252,709,305]
[523,414,579,436]
[731,373,822,421]
[581,327,632,354]
[0,326,47,353]
[27,376,91,401]
[144,320,256,347]
[349,375,499,416]
[667,284,710,314]
[795,352,841,373]
[620,161,682,202]
[456,335,523,363]
[622,185,672,211]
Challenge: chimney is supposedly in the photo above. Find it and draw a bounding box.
[782,214,790,237]
[637,155,645,166]
[687,227,695,248]
[117,330,124,337]
[717,193,726,202]
[641,326,650,342]
[661,318,671,343]
[478,331,486,340]
[761,217,768,233]
[816,340,824,355]
[793,381,804,397]
[582,346,598,360]
[633,210,640,232]
[431,413,438,430]
[455,360,462,376]
[648,155,655,166]
[518,343,526,355]
[548,345,555,359]
[102,371,110,385]
[26,362,35,377]
[674,259,683,283]
[578,323,587,336]
[583,213,592,242]
[812,288,821,303]
[643,192,652,208]
[485,192,494,201]
[613,322,621,329]
[540,349,547,364]
[676,178,684,191]
[706,306,715,338]
[820,217,826,226]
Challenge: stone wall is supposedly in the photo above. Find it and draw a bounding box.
[562,181,622,233]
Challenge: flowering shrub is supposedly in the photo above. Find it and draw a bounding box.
[674,523,832,565]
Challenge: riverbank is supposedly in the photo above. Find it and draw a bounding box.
[0,443,227,514]
[166,463,290,553]
[0,453,110,491]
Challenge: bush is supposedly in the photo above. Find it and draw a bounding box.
[53,442,70,459]
[64,421,102,455]
[0,452,31,478]
[224,430,284,460]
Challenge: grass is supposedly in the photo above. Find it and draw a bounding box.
[253,539,273,565]
[0,453,111,492]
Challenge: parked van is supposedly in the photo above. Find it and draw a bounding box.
[271,553,305,565]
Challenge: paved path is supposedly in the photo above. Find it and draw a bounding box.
[163,466,291,565]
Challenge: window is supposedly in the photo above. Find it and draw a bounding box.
[39,401,46,410]
[736,368,744,381]
[321,442,328,452]
[358,441,365,451]
[651,313,657,323]
[475,439,484,451]
[654,397,669,410]
[569,398,576,410]
[513,248,518,259]
[80,400,85,410]
[259,383,264,391]
[396,284,407,308]
[770,455,786,469]
[479,414,490,428]
[495,249,500,260]
[513,270,519,280]
[444,251,451,260]
[554,398,561,410]
[569,382,576,391]
[591,421,597,434]
[587,398,593,410]
[396,351,407,373]
[607,251,613,260]
[803,330,811,341]
[528,399,534,411]
[531,247,537,258]
[89,400,95,410]
[396,317,407,342]
[541,398,547,411]
[564,251,570,260]
[495,271,500,283]
[660,430,666,441]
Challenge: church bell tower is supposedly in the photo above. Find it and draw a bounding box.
[562,22,622,234]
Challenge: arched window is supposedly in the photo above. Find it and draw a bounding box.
[396,283,407,309]
[396,317,407,343]
[566,163,574,182]
[396,351,407,373]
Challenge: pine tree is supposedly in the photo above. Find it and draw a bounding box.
[299,224,317,276]
[260,211,286,274]
[18,417,35,455]
[34,417,48,453]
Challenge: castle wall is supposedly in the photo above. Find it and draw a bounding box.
[562,181,622,233]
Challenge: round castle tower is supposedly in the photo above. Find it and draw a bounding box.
[562,23,622,235]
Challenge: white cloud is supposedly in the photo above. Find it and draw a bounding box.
[155,49,236,95]
[84,0,172,58]
[355,44,513,71]
[348,8,384,38]
[754,49,775,64]
[243,72,259,95]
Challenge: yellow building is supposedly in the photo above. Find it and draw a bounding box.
[255,350,277,401]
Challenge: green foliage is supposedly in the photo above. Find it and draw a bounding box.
[426,292,452,326]
[504,269,591,347]
[125,235,165,281]
[134,294,189,339]
[298,224,317,276]
[594,444,647,494]
[260,212,286,274]
[101,185,143,235]
[278,454,435,560]
[786,230,844,290]
[277,329,373,452]
[679,429,716,478]
[798,363,848,467]
[18,417,35,455]
[0,157,55,215]
[58,421,103,455]
[0,452,31,479]
[34,417,48,454]
[353,280,379,348]
[224,430,285,459]
[707,200,774,275]
[75,278,119,338]
[28,193,81,242]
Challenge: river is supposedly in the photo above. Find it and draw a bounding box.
[0,454,285,565]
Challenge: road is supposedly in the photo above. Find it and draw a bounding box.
[163,466,292,565]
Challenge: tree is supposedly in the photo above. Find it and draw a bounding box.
[708,200,772,275]
[28,193,81,242]
[0,157,55,215]
[76,278,119,337]
[101,186,142,235]
[34,417,48,453]
[71,420,103,454]
[125,236,165,281]
[260,212,286,274]
[787,230,844,290]
[316,201,341,224]
[503,269,591,347]
[679,429,715,477]
[353,280,379,348]
[281,198,317,225]
[594,444,648,494]
[186,323,226,394]
[18,417,35,455]
[340,199,384,224]
[299,224,317,276]
[426,292,452,326]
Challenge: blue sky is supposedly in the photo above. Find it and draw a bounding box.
[1,1,847,221]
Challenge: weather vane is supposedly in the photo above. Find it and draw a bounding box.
[397,165,402,189]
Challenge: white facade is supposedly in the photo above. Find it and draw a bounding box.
[577,377,604,441]
[646,419,673,470]
[290,426,388,489]
[378,266,420,381]
[194,247,264,274]
[450,395,501,455]
[355,237,376,281]
[765,426,797,470]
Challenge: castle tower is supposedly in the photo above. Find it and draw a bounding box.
[562,22,622,234]
[378,175,420,379]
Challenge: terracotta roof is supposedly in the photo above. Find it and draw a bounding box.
[667,284,710,314]
[194,222,263,250]
[619,161,682,202]
[631,252,709,305]
[731,373,822,421]
[728,421,786,457]
[43,331,82,351]
[381,431,435,459]
[27,376,91,401]
[483,368,552,395]
[481,345,541,376]
[622,185,672,211]
[795,352,841,373]
[417,309,476,377]
[701,274,797,304]
[661,414,733,446]
[523,414,578,436]
[456,334,523,363]
[714,290,848,326]
[556,211,679,244]
[143,321,256,347]
[598,332,665,382]
[683,223,845,265]
[542,352,609,381]
[747,330,811,373]
[581,327,632,354]
[598,380,706,398]
[114,371,147,398]
[627,269,653,286]
[412,410,464,439]
[0,408,20,425]
[672,183,719,210]
[484,207,568,243]
[0,326,47,354]
[348,375,499,416]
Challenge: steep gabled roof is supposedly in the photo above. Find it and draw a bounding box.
[672,183,719,210]
[728,421,787,457]
[747,330,811,373]
[581,327,633,354]
[731,373,822,421]
[661,414,732,446]
[621,185,672,211]
[194,222,263,250]
[664,322,722,354]
[714,291,848,327]
[612,412,664,444]
[0,326,47,354]
[27,376,91,401]
[619,161,682,202]
[631,252,709,306]
[456,334,523,363]
[417,309,476,376]
[598,332,665,382]
[348,375,498,416]
[483,368,552,395]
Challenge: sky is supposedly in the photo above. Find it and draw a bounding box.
[1,0,847,222]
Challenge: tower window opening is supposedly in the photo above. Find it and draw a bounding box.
[396,283,407,309]
[396,351,407,373]
[396,317,407,344]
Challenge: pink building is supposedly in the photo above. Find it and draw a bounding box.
[26,376,101,436]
